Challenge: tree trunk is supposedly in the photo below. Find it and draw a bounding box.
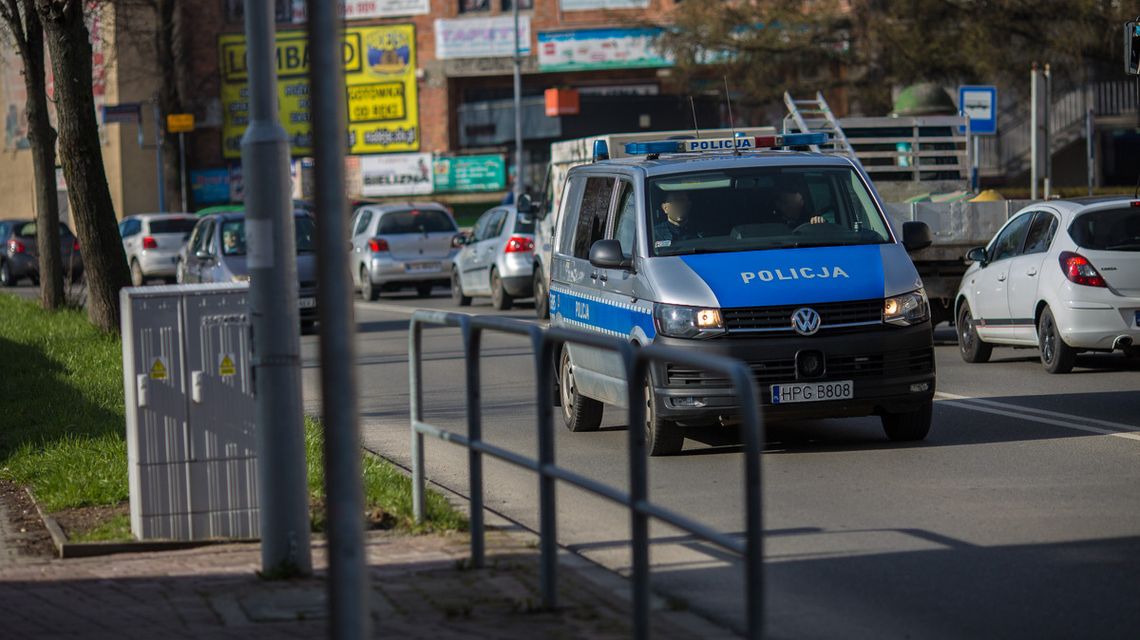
[19,0,63,310]
[36,0,129,332]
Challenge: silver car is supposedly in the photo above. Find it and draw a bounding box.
[350,203,459,300]
[451,205,535,310]
[119,213,198,285]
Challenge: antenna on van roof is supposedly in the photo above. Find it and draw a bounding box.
[723,76,739,156]
[689,96,702,140]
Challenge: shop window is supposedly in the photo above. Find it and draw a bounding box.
[501,0,534,10]
[459,0,491,12]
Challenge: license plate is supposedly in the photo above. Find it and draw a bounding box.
[771,380,853,405]
[405,261,441,274]
[299,297,316,309]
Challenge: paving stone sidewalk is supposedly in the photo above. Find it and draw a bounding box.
[0,519,732,639]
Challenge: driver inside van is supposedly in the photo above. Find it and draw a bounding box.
[773,188,827,228]
[654,190,702,248]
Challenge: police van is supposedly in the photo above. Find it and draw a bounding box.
[529,133,937,455]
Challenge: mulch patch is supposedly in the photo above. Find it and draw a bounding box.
[0,479,56,559]
[53,502,129,541]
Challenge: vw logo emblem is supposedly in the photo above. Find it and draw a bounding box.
[791,307,821,336]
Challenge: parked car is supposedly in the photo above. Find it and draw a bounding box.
[349,202,460,301]
[0,219,83,287]
[955,196,1140,373]
[178,210,319,328]
[451,205,535,310]
[119,213,198,286]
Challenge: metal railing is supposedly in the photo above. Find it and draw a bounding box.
[408,310,766,640]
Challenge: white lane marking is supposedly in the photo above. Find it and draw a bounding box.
[354,300,419,316]
[935,391,1140,441]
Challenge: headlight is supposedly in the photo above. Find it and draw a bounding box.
[654,303,725,339]
[232,274,251,283]
[884,289,929,326]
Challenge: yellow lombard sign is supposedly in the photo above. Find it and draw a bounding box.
[218,25,419,159]
[167,113,195,133]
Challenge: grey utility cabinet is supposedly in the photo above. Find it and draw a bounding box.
[120,283,259,541]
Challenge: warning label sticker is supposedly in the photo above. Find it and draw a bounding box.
[149,357,168,380]
[219,354,237,377]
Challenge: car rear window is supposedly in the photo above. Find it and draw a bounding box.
[1069,207,1140,252]
[514,212,535,234]
[149,218,198,235]
[377,209,455,234]
[17,222,73,237]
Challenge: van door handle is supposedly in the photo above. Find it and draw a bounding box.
[590,271,599,280]
[997,274,1006,282]
[598,272,608,282]
[1027,268,1037,276]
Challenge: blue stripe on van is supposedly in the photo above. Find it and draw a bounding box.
[550,287,656,340]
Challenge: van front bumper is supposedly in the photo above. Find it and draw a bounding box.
[650,323,936,424]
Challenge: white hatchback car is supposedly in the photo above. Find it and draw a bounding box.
[119,213,198,286]
[954,196,1140,373]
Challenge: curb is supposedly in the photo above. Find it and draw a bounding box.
[24,487,255,559]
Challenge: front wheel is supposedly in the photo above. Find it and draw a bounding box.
[956,301,992,363]
[559,346,602,432]
[882,400,932,441]
[533,266,550,320]
[645,382,685,456]
[1038,306,1076,374]
[174,259,185,284]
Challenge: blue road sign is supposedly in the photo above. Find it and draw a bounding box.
[957,86,998,135]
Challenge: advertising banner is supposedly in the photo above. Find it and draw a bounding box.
[190,168,231,205]
[219,24,419,159]
[538,28,669,72]
[433,155,505,193]
[434,17,531,59]
[360,152,434,197]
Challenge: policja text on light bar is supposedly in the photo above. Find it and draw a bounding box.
[624,132,829,155]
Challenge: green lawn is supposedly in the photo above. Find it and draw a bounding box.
[0,294,463,538]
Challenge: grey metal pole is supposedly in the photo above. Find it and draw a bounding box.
[178,132,188,212]
[512,0,524,200]
[1043,63,1051,200]
[1086,108,1095,196]
[307,0,367,636]
[154,99,166,212]
[242,0,312,578]
[1030,64,1038,201]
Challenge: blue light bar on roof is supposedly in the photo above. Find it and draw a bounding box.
[624,132,829,155]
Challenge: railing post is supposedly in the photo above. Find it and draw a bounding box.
[534,332,559,611]
[464,324,485,568]
[409,320,426,524]
[627,353,650,640]
[734,363,766,640]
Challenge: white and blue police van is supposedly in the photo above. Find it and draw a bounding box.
[534,133,937,455]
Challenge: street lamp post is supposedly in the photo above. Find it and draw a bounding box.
[512,0,524,200]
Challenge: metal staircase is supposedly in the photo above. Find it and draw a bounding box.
[782,91,858,162]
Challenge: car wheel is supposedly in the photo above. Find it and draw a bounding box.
[1038,305,1076,374]
[360,266,378,302]
[559,346,602,432]
[0,260,11,287]
[645,380,685,456]
[533,266,550,320]
[130,259,145,287]
[175,259,185,284]
[882,400,933,441]
[415,282,433,298]
[956,301,992,363]
[451,268,471,307]
[490,269,513,311]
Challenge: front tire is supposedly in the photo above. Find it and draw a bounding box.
[645,381,685,456]
[533,266,550,320]
[175,259,185,284]
[559,346,602,432]
[360,266,379,301]
[956,301,992,363]
[490,269,513,311]
[882,400,932,441]
[451,268,471,307]
[1038,306,1076,374]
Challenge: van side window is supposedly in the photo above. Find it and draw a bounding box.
[612,180,637,256]
[572,176,615,259]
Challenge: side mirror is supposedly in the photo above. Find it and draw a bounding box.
[901,221,933,252]
[451,233,469,248]
[195,250,212,260]
[588,239,632,271]
[966,246,988,265]
[516,193,535,215]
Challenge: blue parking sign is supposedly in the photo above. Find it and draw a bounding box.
[957,86,998,136]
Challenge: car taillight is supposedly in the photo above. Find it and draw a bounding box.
[368,238,389,252]
[142,236,158,249]
[1059,251,1106,287]
[504,236,534,253]
[8,239,26,254]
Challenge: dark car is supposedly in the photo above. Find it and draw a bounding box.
[178,210,318,329]
[0,219,84,287]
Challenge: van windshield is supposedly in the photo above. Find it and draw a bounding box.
[647,167,893,256]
